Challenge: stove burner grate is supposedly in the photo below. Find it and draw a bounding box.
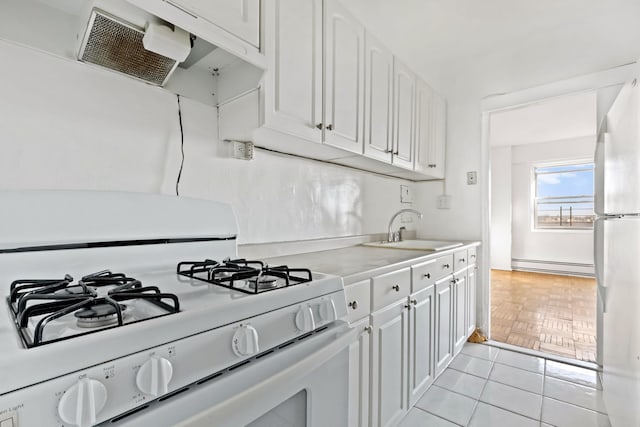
[177,258,313,294]
[6,270,180,348]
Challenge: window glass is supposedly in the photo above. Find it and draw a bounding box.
[534,163,594,229]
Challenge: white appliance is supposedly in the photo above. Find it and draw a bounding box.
[595,78,640,427]
[0,191,359,427]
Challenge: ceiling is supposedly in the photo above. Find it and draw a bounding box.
[489,91,596,147]
[342,0,640,98]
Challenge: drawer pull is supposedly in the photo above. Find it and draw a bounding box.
[404,304,411,310]
[364,325,372,334]
[471,254,476,259]
[348,300,358,310]
[459,258,466,263]
[423,273,431,279]
[392,285,400,292]
[442,263,450,269]
[411,299,417,305]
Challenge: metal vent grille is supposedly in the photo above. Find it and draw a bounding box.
[79,11,177,86]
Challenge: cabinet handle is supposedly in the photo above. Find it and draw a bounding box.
[423,273,431,279]
[471,254,476,259]
[315,123,323,130]
[326,124,334,131]
[460,258,466,263]
[411,299,417,305]
[364,325,372,334]
[348,300,358,310]
[442,263,450,269]
[428,164,436,168]
[404,304,411,310]
[392,285,400,292]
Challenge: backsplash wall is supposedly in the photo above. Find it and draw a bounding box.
[0,39,416,244]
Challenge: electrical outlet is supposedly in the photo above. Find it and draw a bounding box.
[400,185,413,203]
[437,195,451,209]
[467,171,477,185]
[232,140,254,160]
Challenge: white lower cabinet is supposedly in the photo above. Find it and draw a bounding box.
[407,284,435,407]
[434,274,453,376]
[370,299,409,427]
[453,270,468,355]
[355,245,480,427]
[467,266,477,336]
[348,317,370,427]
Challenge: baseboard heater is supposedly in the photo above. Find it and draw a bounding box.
[511,258,594,277]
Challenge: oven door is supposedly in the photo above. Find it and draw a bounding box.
[110,322,361,427]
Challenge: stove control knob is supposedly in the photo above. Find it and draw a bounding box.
[136,356,174,397]
[232,324,260,357]
[295,306,316,332]
[318,299,337,323]
[58,378,108,427]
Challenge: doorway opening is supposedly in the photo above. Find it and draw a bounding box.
[488,91,598,363]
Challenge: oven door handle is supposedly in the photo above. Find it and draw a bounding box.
[176,323,361,427]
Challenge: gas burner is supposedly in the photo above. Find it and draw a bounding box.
[6,270,180,347]
[75,301,127,328]
[177,259,313,294]
[247,275,279,290]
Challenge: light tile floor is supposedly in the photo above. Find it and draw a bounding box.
[399,343,610,427]
[491,270,597,362]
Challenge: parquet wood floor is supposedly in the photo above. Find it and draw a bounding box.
[490,270,597,362]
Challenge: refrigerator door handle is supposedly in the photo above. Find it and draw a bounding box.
[598,284,607,314]
[594,217,605,313]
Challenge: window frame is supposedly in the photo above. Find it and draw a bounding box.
[532,160,595,231]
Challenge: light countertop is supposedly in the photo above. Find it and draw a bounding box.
[263,241,480,285]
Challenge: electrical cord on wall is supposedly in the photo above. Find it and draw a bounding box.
[175,94,185,196]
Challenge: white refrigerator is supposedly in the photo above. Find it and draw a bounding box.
[595,78,640,427]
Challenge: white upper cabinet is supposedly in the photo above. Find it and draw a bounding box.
[263,0,323,143]
[414,80,446,178]
[168,0,260,47]
[363,33,393,163]
[323,0,365,154]
[392,59,416,170]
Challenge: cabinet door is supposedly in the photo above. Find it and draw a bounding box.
[453,272,468,355]
[413,79,434,174]
[363,33,393,163]
[414,81,445,178]
[170,0,260,47]
[348,318,370,427]
[370,300,409,427]
[435,275,453,375]
[324,0,365,154]
[408,285,435,407]
[429,91,447,178]
[391,58,415,170]
[467,266,477,336]
[263,0,323,142]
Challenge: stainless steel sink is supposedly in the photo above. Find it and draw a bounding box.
[362,239,463,251]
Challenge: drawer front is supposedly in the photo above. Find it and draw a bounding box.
[344,279,371,322]
[412,258,438,292]
[453,249,468,271]
[424,253,454,283]
[468,246,477,265]
[371,267,411,311]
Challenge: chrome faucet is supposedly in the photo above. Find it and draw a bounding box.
[387,209,423,242]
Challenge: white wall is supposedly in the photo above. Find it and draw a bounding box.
[0,39,415,244]
[414,95,483,241]
[490,146,512,270]
[511,136,595,268]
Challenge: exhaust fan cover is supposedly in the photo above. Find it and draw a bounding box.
[79,10,179,86]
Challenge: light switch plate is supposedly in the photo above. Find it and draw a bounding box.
[467,171,477,185]
[400,185,413,203]
[437,195,451,209]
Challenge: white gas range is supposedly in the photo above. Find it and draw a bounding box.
[0,191,358,427]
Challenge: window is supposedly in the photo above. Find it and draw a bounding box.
[534,162,595,229]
